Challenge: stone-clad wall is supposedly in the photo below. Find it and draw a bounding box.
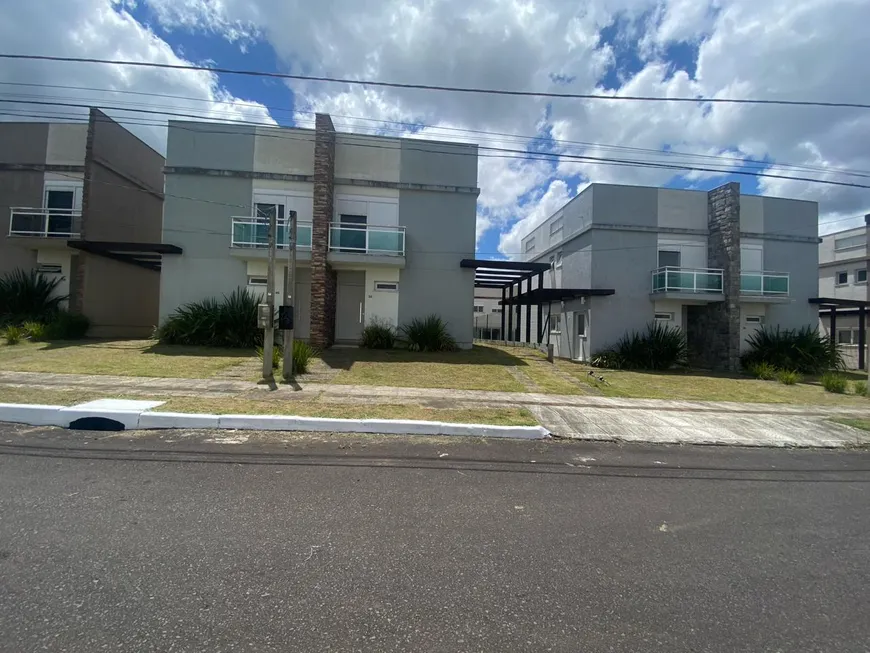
[310,114,336,348]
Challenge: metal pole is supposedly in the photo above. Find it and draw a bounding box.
[859,306,866,371]
[525,277,531,344]
[262,208,277,381]
[536,272,544,344]
[501,287,506,343]
[507,284,514,343]
[282,210,297,380]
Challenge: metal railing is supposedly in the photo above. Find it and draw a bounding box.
[230,217,312,249]
[9,207,81,238]
[651,267,724,294]
[741,271,789,296]
[328,222,405,256]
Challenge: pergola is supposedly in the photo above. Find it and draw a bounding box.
[461,258,615,345]
[809,297,870,370]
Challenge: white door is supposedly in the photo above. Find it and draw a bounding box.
[573,311,587,362]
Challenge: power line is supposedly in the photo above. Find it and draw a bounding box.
[2,53,870,110]
[4,102,870,192]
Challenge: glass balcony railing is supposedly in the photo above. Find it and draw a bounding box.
[651,267,724,294]
[329,223,405,256]
[231,217,312,250]
[741,271,789,296]
[9,207,81,238]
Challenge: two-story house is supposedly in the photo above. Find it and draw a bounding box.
[818,223,870,369]
[0,108,173,337]
[513,182,820,370]
[158,114,478,348]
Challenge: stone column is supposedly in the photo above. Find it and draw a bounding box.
[310,114,337,349]
[704,182,742,371]
[70,108,97,316]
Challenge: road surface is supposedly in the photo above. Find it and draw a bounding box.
[0,424,868,652]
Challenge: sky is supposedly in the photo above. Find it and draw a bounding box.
[1,0,869,259]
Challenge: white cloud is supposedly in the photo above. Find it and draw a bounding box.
[0,0,274,153]
[498,179,578,258]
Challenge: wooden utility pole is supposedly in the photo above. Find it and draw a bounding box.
[262,208,277,381]
[282,211,297,380]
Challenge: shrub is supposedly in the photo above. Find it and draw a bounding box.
[257,344,283,370]
[852,380,868,397]
[0,268,66,326]
[776,369,802,386]
[360,319,396,349]
[22,321,47,341]
[741,326,842,375]
[3,325,23,345]
[820,372,848,394]
[156,288,261,348]
[257,340,317,375]
[401,314,457,352]
[592,322,687,370]
[43,310,90,340]
[748,361,778,380]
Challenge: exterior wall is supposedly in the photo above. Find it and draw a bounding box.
[254,126,314,176]
[45,124,87,166]
[167,121,256,172]
[36,250,72,308]
[336,134,400,182]
[0,123,49,165]
[364,267,400,327]
[399,139,477,188]
[310,114,337,348]
[397,190,476,348]
[658,188,707,230]
[819,226,868,301]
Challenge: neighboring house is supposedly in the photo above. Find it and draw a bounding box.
[472,287,504,339]
[158,114,478,348]
[818,223,869,369]
[0,108,172,337]
[509,182,819,371]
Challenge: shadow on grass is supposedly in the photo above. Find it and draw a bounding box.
[319,344,532,371]
[28,338,255,359]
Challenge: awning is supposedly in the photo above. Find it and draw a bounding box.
[68,240,183,272]
[460,258,550,289]
[809,297,870,308]
[501,288,615,306]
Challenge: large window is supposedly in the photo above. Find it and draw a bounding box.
[525,238,536,254]
[857,269,868,284]
[658,250,681,268]
[336,213,367,252]
[834,234,865,251]
[836,271,849,286]
[549,218,564,242]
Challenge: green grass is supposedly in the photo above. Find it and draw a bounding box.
[0,339,254,378]
[831,418,870,432]
[0,385,537,426]
[558,361,870,406]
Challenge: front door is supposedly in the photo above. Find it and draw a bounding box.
[336,272,366,342]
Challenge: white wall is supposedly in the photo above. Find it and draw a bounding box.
[36,249,71,308]
[741,239,764,270]
[46,124,87,166]
[252,187,314,224]
[253,127,314,176]
[653,299,685,330]
[657,188,707,230]
[739,304,767,353]
[657,235,707,268]
[364,268,400,326]
[335,191,399,226]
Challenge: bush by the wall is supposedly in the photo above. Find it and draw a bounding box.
[360,319,396,349]
[258,340,317,375]
[0,268,66,326]
[43,310,90,340]
[401,314,457,352]
[3,325,22,345]
[820,372,848,394]
[592,322,687,371]
[748,361,777,380]
[852,380,868,397]
[741,326,842,375]
[21,321,46,341]
[776,369,802,386]
[156,288,261,348]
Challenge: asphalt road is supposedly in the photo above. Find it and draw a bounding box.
[0,424,868,652]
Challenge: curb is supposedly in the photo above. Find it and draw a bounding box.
[0,403,551,440]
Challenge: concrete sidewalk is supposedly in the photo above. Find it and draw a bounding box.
[2,370,869,447]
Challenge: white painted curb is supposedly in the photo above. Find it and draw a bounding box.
[0,403,550,440]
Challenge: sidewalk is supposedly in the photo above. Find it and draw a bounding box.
[1,370,869,447]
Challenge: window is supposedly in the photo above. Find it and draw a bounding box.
[576,313,586,337]
[834,234,865,251]
[337,214,367,252]
[549,218,564,241]
[524,238,536,254]
[247,276,267,286]
[658,250,681,268]
[492,307,501,313]
[44,188,77,236]
[255,203,285,220]
[550,313,562,333]
[745,315,764,324]
[473,305,484,313]
[836,271,849,285]
[374,281,398,292]
[655,312,674,321]
[837,329,854,345]
[37,265,62,275]
[857,269,868,284]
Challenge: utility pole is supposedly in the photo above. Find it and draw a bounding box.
[282,210,297,380]
[261,208,277,381]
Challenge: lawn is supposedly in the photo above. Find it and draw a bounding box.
[557,361,870,406]
[0,339,254,378]
[0,386,536,426]
[831,418,870,432]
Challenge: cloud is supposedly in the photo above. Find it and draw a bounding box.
[0,0,274,153]
[498,179,578,258]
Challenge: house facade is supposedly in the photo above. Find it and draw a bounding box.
[818,223,869,368]
[0,109,168,337]
[158,114,478,348]
[517,182,820,370]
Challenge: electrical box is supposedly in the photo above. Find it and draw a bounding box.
[278,305,294,330]
[257,304,273,329]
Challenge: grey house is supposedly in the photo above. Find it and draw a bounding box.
[0,109,173,337]
[497,182,819,371]
[159,114,478,348]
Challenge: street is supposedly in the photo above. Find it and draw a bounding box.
[0,424,868,652]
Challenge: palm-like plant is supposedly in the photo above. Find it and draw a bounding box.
[0,268,66,326]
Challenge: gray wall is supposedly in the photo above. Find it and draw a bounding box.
[166,121,255,172]
[0,123,49,165]
[397,190,476,347]
[399,140,478,188]
[591,184,659,227]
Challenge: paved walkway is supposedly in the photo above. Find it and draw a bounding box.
[1,371,869,447]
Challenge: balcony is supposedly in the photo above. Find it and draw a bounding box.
[651,267,724,296]
[741,271,789,299]
[231,217,312,250]
[328,222,405,256]
[9,207,81,239]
